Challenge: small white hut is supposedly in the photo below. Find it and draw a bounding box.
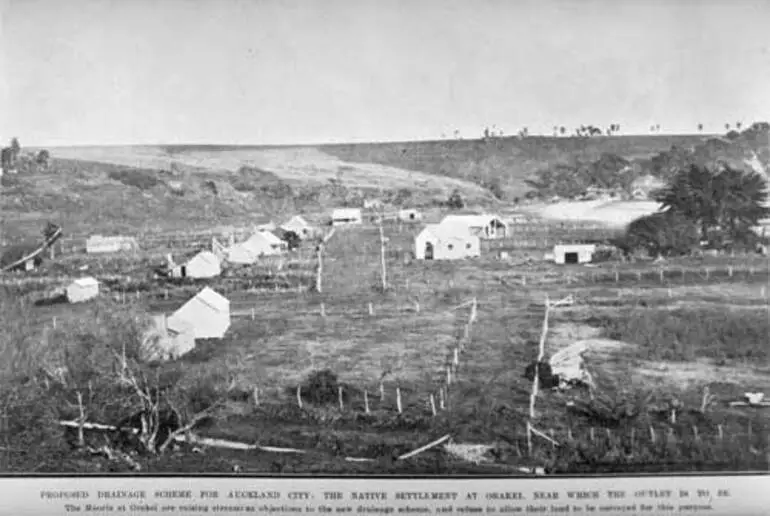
[331,208,363,227]
[85,235,139,254]
[281,215,314,239]
[66,277,99,303]
[552,244,596,265]
[398,209,422,223]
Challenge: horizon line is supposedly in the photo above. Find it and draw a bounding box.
[22,132,720,150]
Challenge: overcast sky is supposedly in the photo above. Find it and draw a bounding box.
[2,0,769,146]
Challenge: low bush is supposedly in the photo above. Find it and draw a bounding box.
[596,308,770,362]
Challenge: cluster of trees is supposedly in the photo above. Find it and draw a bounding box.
[617,163,769,257]
[1,137,50,174]
[525,153,634,199]
[526,121,770,201]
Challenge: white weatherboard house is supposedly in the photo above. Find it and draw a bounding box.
[439,214,508,240]
[415,224,481,260]
[168,287,230,340]
[66,276,99,303]
[85,235,139,254]
[331,208,363,227]
[552,244,597,265]
[281,215,314,239]
[142,314,196,361]
[398,209,422,223]
[171,250,222,279]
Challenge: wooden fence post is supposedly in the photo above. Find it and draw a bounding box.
[296,385,303,409]
[429,394,436,416]
[414,300,420,313]
[364,390,370,414]
[320,303,326,317]
[368,302,374,316]
[338,386,344,411]
[253,386,259,408]
[396,387,403,414]
[659,269,664,283]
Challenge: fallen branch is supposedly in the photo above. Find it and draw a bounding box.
[59,420,139,434]
[397,434,451,461]
[344,456,376,463]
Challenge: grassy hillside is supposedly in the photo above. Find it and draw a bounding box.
[321,134,710,198]
[0,133,747,243]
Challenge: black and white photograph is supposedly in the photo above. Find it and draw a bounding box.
[1,0,769,485]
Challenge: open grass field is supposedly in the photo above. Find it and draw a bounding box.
[4,222,769,474]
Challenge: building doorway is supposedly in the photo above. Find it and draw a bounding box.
[424,242,434,260]
[564,252,579,264]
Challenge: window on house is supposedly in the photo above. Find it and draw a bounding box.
[466,243,471,249]
[448,244,454,250]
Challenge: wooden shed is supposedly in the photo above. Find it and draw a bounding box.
[66,276,99,303]
[85,235,139,254]
[553,244,597,265]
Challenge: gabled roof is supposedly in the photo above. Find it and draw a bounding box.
[71,276,98,287]
[282,215,310,228]
[187,250,220,266]
[332,208,362,218]
[189,287,229,313]
[245,231,284,247]
[419,223,477,241]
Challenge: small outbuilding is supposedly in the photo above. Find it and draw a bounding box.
[168,287,230,340]
[331,208,363,227]
[85,235,139,254]
[415,224,480,260]
[552,244,597,265]
[142,314,196,361]
[66,276,99,303]
[171,250,222,279]
[398,209,422,223]
[363,199,384,210]
[281,215,314,239]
